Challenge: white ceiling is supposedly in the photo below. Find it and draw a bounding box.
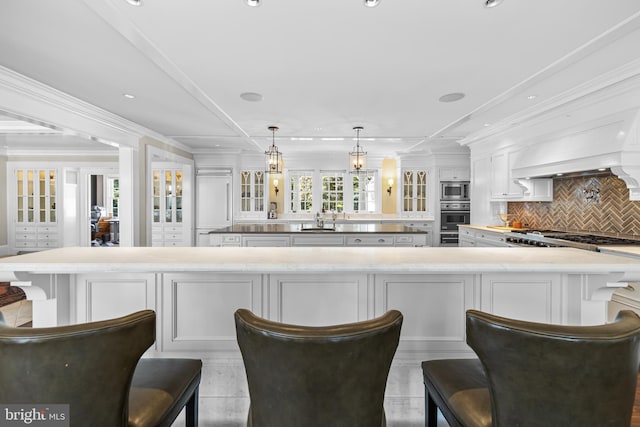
[1,0,640,155]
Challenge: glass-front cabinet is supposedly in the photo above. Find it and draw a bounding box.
[151,166,185,246]
[13,168,59,251]
[402,169,429,215]
[239,170,266,217]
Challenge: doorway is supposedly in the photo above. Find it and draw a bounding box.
[90,174,119,246]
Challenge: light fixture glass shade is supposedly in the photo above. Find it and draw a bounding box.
[265,126,283,174]
[349,126,367,174]
[246,0,260,7]
[364,0,381,7]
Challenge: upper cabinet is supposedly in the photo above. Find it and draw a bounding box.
[490,150,523,200]
[515,178,554,202]
[439,167,470,182]
[402,169,430,216]
[12,168,59,251]
[239,170,266,218]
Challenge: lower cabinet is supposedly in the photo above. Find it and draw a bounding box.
[458,227,510,247]
[72,270,569,356]
[242,235,290,247]
[210,233,429,247]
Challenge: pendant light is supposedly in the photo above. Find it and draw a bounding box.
[349,126,367,174]
[265,126,283,174]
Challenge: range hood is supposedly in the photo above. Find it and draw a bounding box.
[510,109,640,200]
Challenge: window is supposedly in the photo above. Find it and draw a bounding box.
[289,171,313,213]
[352,171,376,213]
[321,171,344,213]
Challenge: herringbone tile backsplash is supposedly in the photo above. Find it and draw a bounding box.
[508,174,640,237]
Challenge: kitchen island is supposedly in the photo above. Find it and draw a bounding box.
[208,223,431,247]
[1,246,639,356]
[2,246,638,425]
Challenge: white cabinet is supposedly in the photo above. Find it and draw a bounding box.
[239,170,266,218]
[242,235,290,247]
[458,226,509,247]
[11,169,59,252]
[516,178,554,202]
[459,227,476,247]
[152,166,189,247]
[402,169,430,216]
[346,235,395,246]
[439,167,470,181]
[195,173,232,247]
[490,151,523,200]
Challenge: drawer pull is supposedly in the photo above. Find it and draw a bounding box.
[354,238,362,243]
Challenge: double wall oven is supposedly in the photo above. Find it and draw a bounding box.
[440,181,471,246]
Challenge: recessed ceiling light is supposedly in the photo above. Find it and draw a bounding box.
[484,0,504,8]
[483,123,491,127]
[527,94,537,100]
[123,93,135,99]
[556,173,564,176]
[246,0,260,7]
[597,168,606,171]
[240,92,263,102]
[125,0,143,6]
[364,0,381,7]
[439,92,465,103]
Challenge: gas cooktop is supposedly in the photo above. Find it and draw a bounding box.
[505,229,640,250]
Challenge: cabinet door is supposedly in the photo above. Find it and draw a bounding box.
[239,170,266,216]
[490,152,522,199]
[196,175,232,229]
[440,167,470,181]
[402,169,429,215]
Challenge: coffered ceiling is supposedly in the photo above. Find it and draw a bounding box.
[1,0,640,155]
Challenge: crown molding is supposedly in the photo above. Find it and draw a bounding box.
[0,65,192,153]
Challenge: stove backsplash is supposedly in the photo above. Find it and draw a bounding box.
[508,174,640,236]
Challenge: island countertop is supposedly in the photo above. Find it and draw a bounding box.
[1,247,640,277]
[209,223,427,234]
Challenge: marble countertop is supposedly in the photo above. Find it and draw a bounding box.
[597,246,640,258]
[1,247,640,278]
[210,223,427,234]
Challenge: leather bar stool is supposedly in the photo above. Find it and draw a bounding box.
[235,309,403,427]
[0,310,202,427]
[422,309,640,427]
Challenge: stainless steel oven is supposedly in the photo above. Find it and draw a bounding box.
[441,181,470,201]
[440,202,470,246]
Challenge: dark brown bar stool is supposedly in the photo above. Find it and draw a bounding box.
[0,310,201,427]
[235,309,403,427]
[422,309,640,427]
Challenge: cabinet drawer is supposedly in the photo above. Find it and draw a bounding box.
[346,235,394,246]
[37,241,58,248]
[15,233,38,241]
[164,225,183,233]
[37,225,57,232]
[291,235,345,246]
[165,234,183,241]
[222,234,241,244]
[15,241,36,248]
[15,225,38,232]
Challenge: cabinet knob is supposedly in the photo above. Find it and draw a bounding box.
[354,238,362,243]
[378,239,385,243]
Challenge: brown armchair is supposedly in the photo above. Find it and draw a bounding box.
[0,310,202,427]
[422,309,640,427]
[235,309,403,427]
